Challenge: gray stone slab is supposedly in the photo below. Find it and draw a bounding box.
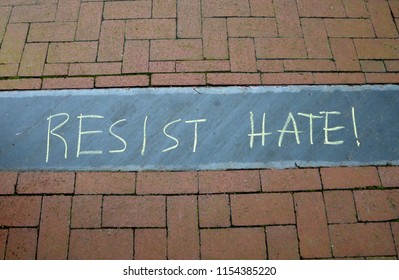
[0,85,398,171]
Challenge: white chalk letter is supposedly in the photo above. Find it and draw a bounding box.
[297,113,323,145]
[162,119,181,153]
[46,113,70,163]
[185,119,207,153]
[141,115,148,156]
[319,111,345,145]
[109,119,127,153]
[76,114,104,157]
[278,112,303,147]
[351,107,361,147]
[248,111,272,149]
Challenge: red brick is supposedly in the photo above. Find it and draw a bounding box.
[261,169,321,192]
[71,195,102,228]
[0,64,18,77]
[199,194,230,228]
[178,0,201,38]
[153,0,176,18]
[390,0,399,16]
[69,63,121,76]
[150,39,202,61]
[1,0,36,4]
[275,0,301,37]
[176,60,230,72]
[152,73,205,86]
[0,78,41,90]
[301,18,332,59]
[0,23,28,63]
[17,172,74,194]
[202,0,250,17]
[321,167,380,189]
[379,167,399,187]
[199,170,260,193]
[207,73,261,85]
[0,229,6,260]
[203,18,228,59]
[167,196,199,260]
[266,226,300,260]
[10,4,56,22]
[43,64,69,76]
[385,60,399,71]
[391,222,399,256]
[343,0,369,17]
[201,228,266,260]
[5,228,37,260]
[18,43,48,76]
[0,172,17,194]
[325,19,374,38]
[365,73,399,83]
[47,42,98,63]
[0,7,11,42]
[55,0,80,22]
[229,38,257,72]
[330,223,396,257]
[103,196,165,227]
[136,171,197,195]
[324,191,357,223]
[0,196,41,227]
[28,22,76,42]
[103,1,151,19]
[126,19,176,40]
[98,21,125,62]
[294,192,331,258]
[37,196,71,260]
[360,60,386,72]
[330,38,361,71]
[75,172,135,194]
[250,0,274,16]
[261,73,314,85]
[42,77,94,89]
[122,40,149,73]
[314,73,366,84]
[231,193,295,226]
[284,60,335,72]
[69,229,133,260]
[367,0,398,37]
[354,39,399,59]
[354,190,399,222]
[255,38,307,59]
[149,61,176,73]
[227,18,277,37]
[297,0,345,17]
[257,60,284,72]
[95,75,149,88]
[76,2,103,41]
[135,229,167,260]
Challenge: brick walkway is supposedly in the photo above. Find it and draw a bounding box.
[0,0,399,260]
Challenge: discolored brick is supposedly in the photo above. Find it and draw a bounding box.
[43,64,69,76]
[325,19,375,38]
[261,73,314,85]
[5,228,37,260]
[176,60,230,72]
[76,1,103,41]
[149,61,175,73]
[227,18,277,37]
[367,0,398,37]
[203,18,228,59]
[255,38,307,59]
[153,0,176,18]
[98,21,125,62]
[136,171,197,195]
[324,191,357,223]
[48,42,98,63]
[261,169,321,192]
[17,172,74,194]
[0,229,6,260]
[297,0,345,17]
[199,170,260,193]
[207,73,261,85]
[330,38,361,71]
[151,73,205,86]
[71,195,102,228]
[342,0,369,18]
[274,0,302,37]
[56,0,80,22]
[95,75,149,88]
[18,43,48,76]
[69,63,121,76]
[135,229,167,260]
[354,190,399,222]
[314,73,366,84]
[199,194,230,228]
[365,73,399,83]
[266,226,300,260]
[0,7,11,42]
[384,60,399,72]
[249,0,274,16]
[42,77,94,89]
[321,167,380,189]
[202,0,250,17]
[301,18,331,59]
[75,172,135,194]
[150,39,202,61]
[28,22,76,42]
[126,19,176,39]
[0,172,17,194]
[360,60,386,72]
[284,60,335,72]
[0,79,41,90]
[103,1,151,19]
[378,166,399,187]
[354,39,399,59]
[0,64,18,77]
[257,60,284,72]
[178,0,201,38]
[391,222,399,256]
[122,40,149,73]
[0,23,28,64]
[10,4,56,23]
[229,38,257,72]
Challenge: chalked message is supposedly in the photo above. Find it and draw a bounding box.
[0,85,398,171]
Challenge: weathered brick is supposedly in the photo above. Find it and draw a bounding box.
[56,0,80,22]
[360,60,386,72]
[354,190,399,222]
[178,0,201,38]
[42,77,94,89]
[325,19,375,38]
[10,4,56,23]
[199,170,260,193]
[153,0,176,18]
[0,79,41,90]
[28,22,76,42]
[95,75,149,88]
[136,171,197,195]
[250,0,274,16]
[255,38,307,59]
[297,0,345,17]
[261,169,321,192]
[17,172,74,194]
[231,193,295,226]
[103,1,151,19]
[126,19,175,40]
[207,73,261,85]
[176,60,230,72]
[43,64,69,76]
[354,39,399,59]
[0,7,11,42]
[391,222,399,256]
[314,73,366,84]
[37,196,71,260]
[103,196,165,227]
[294,192,331,258]
[274,0,301,37]
[367,0,398,37]
[330,223,396,257]
[203,18,228,59]
[152,73,205,86]
[135,229,167,260]
[201,228,266,260]
[76,2,103,41]
[122,40,149,73]
[365,73,399,83]
[5,228,37,260]
[71,195,102,228]
[0,0,35,5]
[150,39,202,61]
[0,23,28,64]
[324,191,357,223]
[227,18,277,37]
[261,73,314,85]
[0,229,6,260]
[18,43,48,76]
[0,172,17,194]
[47,42,98,63]
[149,61,176,73]
[202,0,250,17]
[69,63,121,76]
[385,60,399,71]
[0,64,18,77]
[167,196,199,260]
[321,167,380,189]
[257,60,284,72]
[284,60,335,72]
[98,21,125,62]
[330,38,361,71]
[229,38,257,72]
[343,0,369,17]
[301,18,331,59]
[266,226,300,260]
[69,229,133,260]
[199,194,230,228]
[379,166,399,187]
[0,196,41,227]
[75,172,135,194]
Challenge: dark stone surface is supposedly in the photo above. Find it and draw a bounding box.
[0,85,398,171]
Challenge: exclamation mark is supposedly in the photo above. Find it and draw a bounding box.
[351,107,361,147]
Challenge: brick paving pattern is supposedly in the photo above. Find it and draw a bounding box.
[0,0,399,260]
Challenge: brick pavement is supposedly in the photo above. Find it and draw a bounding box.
[0,0,399,260]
